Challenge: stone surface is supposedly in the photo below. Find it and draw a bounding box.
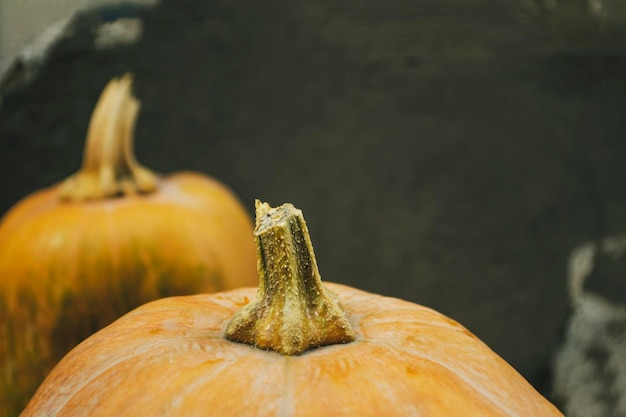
[554,237,626,416]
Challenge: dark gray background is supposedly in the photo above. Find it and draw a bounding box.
[3,0,626,404]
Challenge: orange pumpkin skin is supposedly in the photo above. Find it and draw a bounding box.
[0,172,257,417]
[22,283,563,417]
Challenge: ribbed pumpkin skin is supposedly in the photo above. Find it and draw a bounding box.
[0,172,257,417]
[22,283,563,417]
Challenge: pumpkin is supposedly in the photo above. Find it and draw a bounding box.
[22,201,563,417]
[0,74,257,417]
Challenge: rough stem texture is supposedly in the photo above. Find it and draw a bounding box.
[225,200,355,355]
[59,73,158,201]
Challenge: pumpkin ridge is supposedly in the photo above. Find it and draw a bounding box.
[40,333,244,415]
[116,296,244,322]
[155,358,237,413]
[92,354,239,414]
[370,341,518,416]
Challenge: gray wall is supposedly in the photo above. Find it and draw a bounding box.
[0,0,156,82]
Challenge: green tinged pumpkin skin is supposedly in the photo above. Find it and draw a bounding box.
[0,174,257,417]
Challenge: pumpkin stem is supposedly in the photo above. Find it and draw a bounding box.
[225,200,356,355]
[59,73,158,201]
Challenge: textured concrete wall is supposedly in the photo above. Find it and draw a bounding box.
[0,0,155,83]
[1,0,77,79]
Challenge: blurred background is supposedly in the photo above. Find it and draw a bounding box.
[3,0,626,413]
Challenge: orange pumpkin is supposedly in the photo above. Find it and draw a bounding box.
[22,201,563,417]
[0,74,257,417]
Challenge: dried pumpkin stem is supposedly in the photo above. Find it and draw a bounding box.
[225,200,356,355]
[59,73,158,201]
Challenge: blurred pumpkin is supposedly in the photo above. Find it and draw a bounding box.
[0,74,257,417]
[22,201,563,417]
